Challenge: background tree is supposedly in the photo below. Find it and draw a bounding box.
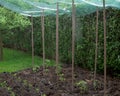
[0,7,30,61]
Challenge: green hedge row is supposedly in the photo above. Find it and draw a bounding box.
[3,8,120,76]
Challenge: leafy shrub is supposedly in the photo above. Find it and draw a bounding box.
[3,8,120,76]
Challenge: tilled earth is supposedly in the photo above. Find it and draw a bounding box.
[0,64,120,96]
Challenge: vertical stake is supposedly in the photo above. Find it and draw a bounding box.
[56,2,59,74]
[94,7,99,82]
[31,15,34,68]
[72,0,75,91]
[41,9,45,73]
[103,0,107,95]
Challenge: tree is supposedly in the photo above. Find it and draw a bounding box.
[0,7,30,61]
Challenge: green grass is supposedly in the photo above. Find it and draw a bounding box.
[0,48,55,73]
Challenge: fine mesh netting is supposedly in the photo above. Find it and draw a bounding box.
[0,0,120,16]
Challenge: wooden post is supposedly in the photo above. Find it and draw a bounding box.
[72,0,75,91]
[94,7,99,82]
[103,0,107,95]
[56,2,59,73]
[31,15,34,67]
[41,9,45,70]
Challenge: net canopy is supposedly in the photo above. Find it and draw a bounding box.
[0,0,120,17]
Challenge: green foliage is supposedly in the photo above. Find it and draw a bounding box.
[32,65,39,72]
[41,94,47,96]
[0,81,7,87]
[75,8,120,76]
[0,7,31,61]
[93,80,102,90]
[6,0,33,9]
[58,73,66,81]
[0,7,30,31]
[97,9,120,75]
[76,80,88,93]
[2,8,120,76]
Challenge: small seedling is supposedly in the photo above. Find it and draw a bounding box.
[7,87,12,91]
[23,80,28,85]
[76,80,88,93]
[35,88,39,93]
[10,92,15,96]
[55,64,62,74]
[28,83,33,88]
[32,67,37,72]
[32,65,40,72]
[41,94,46,96]
[0,81,7,87]
[45,68,49,73]
[13,73,17,77]
[93,80,102,90]
[17,77,21,80]
[45,59,50,65]
[58,73,66,81]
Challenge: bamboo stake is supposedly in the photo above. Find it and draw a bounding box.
[41,9,45,71]
[72,0,75,91]
[31,15,34,67]
[103,0,107,95]
[94,7,99,82]
[31,15,36,85]
[56,2,59,73]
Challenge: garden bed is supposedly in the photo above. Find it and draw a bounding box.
[0,64,120,96]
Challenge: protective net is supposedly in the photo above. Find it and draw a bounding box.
[0,0,120,17]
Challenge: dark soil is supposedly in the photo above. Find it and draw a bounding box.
[0,64,120,96]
